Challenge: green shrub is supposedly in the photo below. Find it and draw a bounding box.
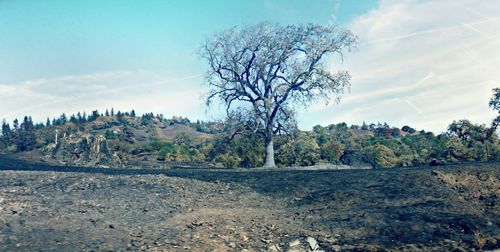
[104,130,117,140]
[364,144,398,168]
[215,152,241,168]
[320,140,345,162]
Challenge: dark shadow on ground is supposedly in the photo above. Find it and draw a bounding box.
[1,154,499,250]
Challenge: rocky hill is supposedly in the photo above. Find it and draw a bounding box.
[2,111,499,169]
[12,114,215,168]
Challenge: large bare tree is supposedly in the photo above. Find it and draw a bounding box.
[201,23,356,167]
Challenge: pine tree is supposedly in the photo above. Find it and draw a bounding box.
[111,108,115,117]
[361,121,368,130]
[17,116,36,152]
[46,118,51,127]
[13,119,19,131]
[88,110,100,121]
[105,109,110,117]
[26,116,36,150]
[1,119,11,146]
[70,114,78,124]
[130,110,136,117]
[59,113,67,125]
[116,111,124,123]
[77,112,83,123]
[11,118,20,145]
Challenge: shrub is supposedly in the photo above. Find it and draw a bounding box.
[215,152,241,168]
[364,144,398,168]
[320,140,345,162]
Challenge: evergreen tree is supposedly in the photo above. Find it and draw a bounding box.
[70,114,78,124]
[88,110,100,121]
[26,116,36,149]
[1,119,11,146]
[46,118,51,127]
[17,116,36,152]
[59,113,68,125]
[111,108,115,116]
[35,123,45,129]
[130,110,136,117]
[116,111,124,123]
[361,121,368,130]
[77,112,83,123]
[11,118,20,145]
[105,109,110,117]
[13,118,19,131]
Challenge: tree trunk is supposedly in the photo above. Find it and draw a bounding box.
[263,136,276,168]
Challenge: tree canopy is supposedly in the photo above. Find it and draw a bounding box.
[201,23,356,167]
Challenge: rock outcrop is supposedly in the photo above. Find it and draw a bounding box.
[43,132,122,168]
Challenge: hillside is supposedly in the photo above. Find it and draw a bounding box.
[0,157,498,251]
[24,115,215,168]
[1,111,499,169]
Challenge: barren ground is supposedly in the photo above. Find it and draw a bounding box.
[0,156,499,251]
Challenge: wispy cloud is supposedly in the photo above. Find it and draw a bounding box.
[304,0,500,133]
[0,70,204,123]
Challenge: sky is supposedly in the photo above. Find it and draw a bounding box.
[0,0,498,133]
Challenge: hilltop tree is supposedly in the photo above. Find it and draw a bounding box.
[59,113,68,125]
[69,114,78,124]
[201,23,356,167]
[116,111,124,122]
[88,110,100,122]
[402,125,416,134]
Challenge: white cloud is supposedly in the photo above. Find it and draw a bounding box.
[0,70,205,123]
[304,0,500,133]
[3,0,500,133]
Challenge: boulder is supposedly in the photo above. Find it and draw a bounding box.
[429,159,446,166]
[306,237,319,250]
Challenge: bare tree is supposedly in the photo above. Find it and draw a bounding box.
[201,23,356,167]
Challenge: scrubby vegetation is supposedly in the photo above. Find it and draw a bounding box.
[1,106,499,169]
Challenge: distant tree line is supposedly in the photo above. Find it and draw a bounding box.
[1,89,499,168]
[45,108,137,127]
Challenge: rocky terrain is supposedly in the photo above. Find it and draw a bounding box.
[0,156,499,251]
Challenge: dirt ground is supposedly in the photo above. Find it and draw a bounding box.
[0,157,499,251]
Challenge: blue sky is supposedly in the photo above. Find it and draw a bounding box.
[1,0,499,133]
[0,0,376,82]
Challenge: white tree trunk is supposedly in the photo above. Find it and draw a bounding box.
[263,137,276,168]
